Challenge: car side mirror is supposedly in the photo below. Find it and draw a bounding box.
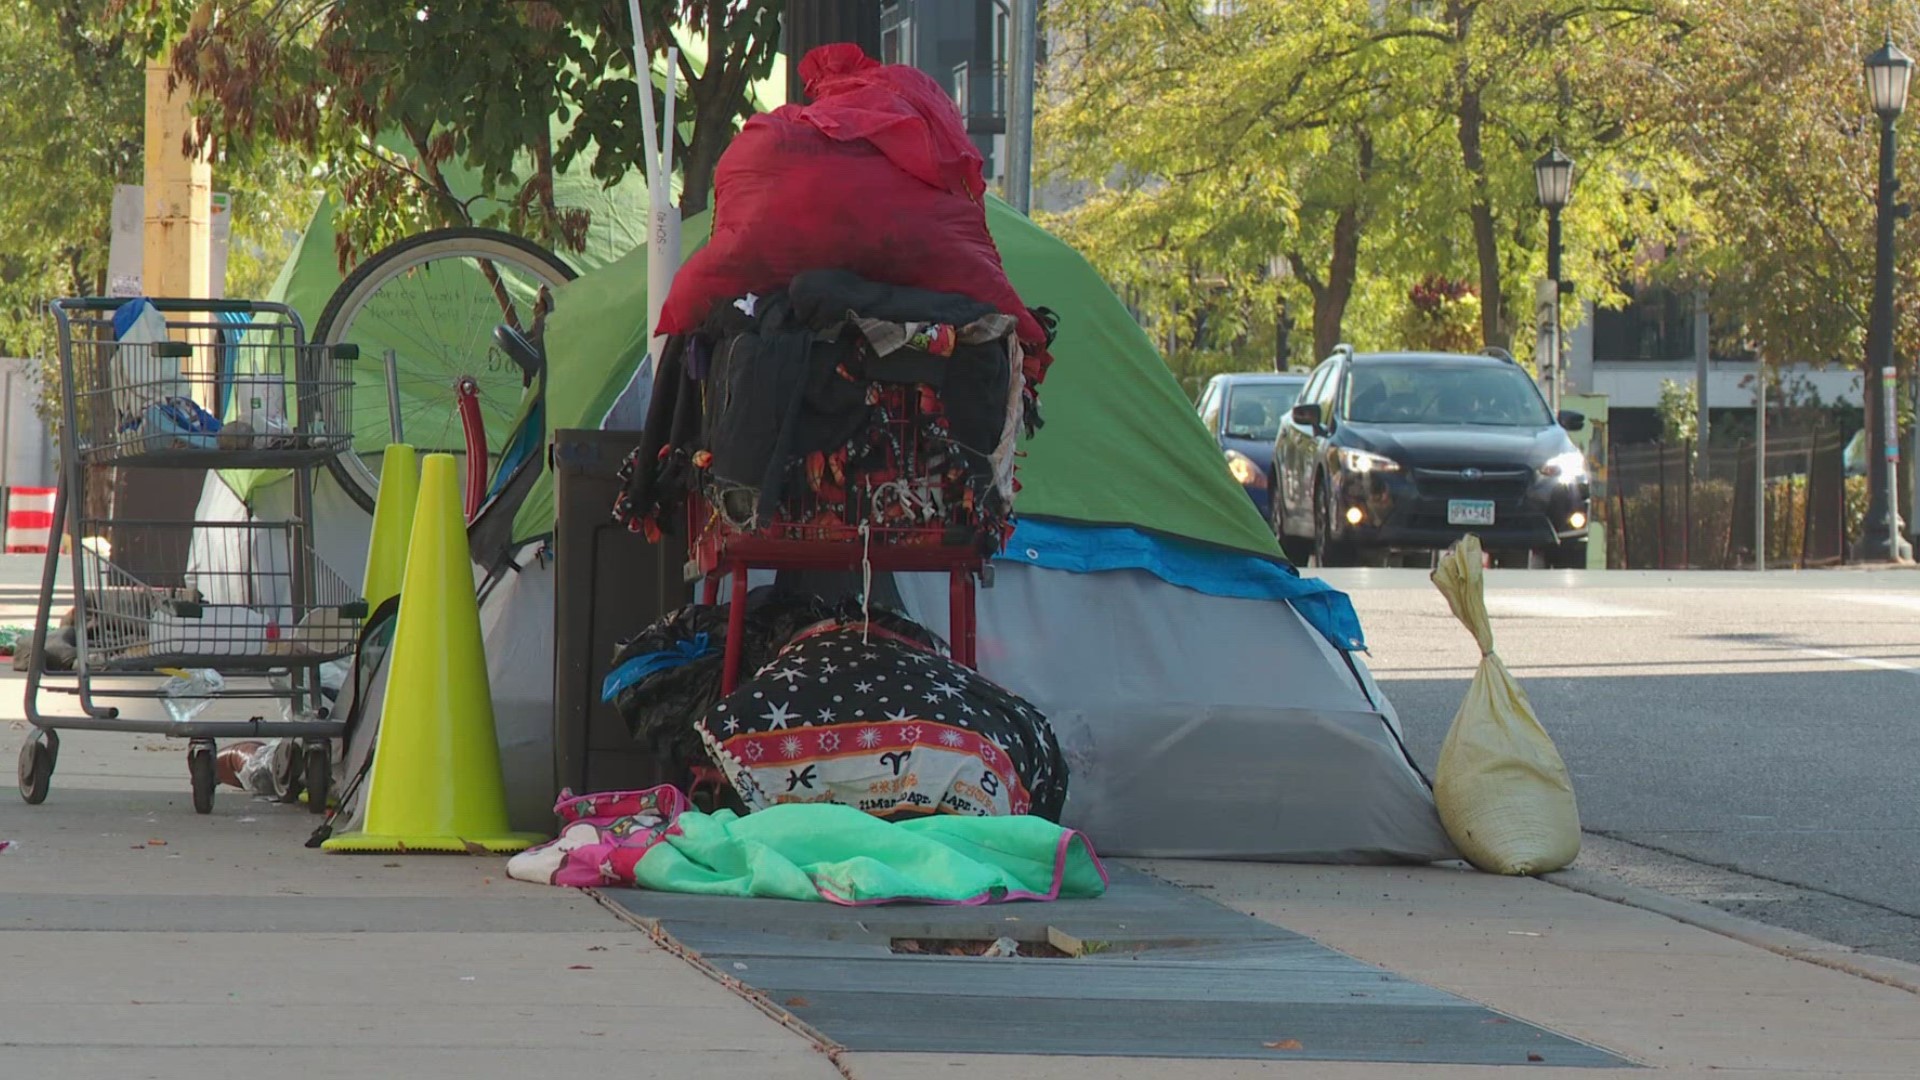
[1558,409,1586,432]
[1291,403,1323,430]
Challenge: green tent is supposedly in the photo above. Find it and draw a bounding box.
[516,197,1281,561]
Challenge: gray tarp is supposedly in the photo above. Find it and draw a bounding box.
[895,564,1456,863]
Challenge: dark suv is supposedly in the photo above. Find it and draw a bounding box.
[1272,346,1591,568]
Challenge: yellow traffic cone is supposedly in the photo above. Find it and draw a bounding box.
[324,453,543,855]
[360,444,420,620]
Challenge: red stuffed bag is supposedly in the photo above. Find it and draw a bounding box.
[658,45,1051,384]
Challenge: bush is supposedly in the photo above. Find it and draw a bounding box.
[1611,476,1737,568]
[1606,469,1870,568]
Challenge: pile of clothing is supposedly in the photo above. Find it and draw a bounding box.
[617,44,1057,554]
[615,269,1053,554]
[600,45,1071,831]
[603,595,1067,824]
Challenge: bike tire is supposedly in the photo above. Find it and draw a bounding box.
[312,228,577,514]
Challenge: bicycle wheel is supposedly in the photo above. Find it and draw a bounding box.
[313,228,577,513]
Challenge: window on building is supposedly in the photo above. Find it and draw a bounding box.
[1592,282,1696,363]
[880,13,911,66]
[952,62,970,116]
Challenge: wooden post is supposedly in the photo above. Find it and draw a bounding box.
[142,59,212,302]
[118,55,215,581]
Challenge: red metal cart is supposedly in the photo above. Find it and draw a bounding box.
[686,395,993,695]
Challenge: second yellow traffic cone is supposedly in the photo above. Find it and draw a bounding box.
[360,444,420,620]
[324,453,542,855]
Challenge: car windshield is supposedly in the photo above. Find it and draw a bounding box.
[1341,364,1552,427]
[1223,381,1305,440]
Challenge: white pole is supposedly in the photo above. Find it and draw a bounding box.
[1883,365,1900,559]
[627,0,663,195]
[1693,286,1710,465]
[1754,368,1766,572]
[1910,374,1919,552]
[1535,279,1557,409]
[626,0,680,368]
[1,367,13,491]
[647,51,682,365]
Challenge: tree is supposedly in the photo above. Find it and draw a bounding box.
[1655,1,1920,369]
[1038,0,1699,376]
[1040,0,1415,374]
[0,0,313,361]
[154,0,783,271]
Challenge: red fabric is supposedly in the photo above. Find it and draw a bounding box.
[658,46,1051,381]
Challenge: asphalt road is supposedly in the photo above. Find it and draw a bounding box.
[1318,564,1920,963]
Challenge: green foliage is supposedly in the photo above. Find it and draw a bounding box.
[1610,473,1869,569]
[1653,1,1920,370]
[1656,379,1698,447]
[0,1,316,363]
[1038,0,1697,377]
[154,0,782,271]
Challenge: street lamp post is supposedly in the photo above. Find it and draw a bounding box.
[1535,147,1574,415]
[1269,254,1293,372]
[1857,36,1914,562]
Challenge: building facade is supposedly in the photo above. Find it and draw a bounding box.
[1567,283,1862,443]
[881,0,1011,182]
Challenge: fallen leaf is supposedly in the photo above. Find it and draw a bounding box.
[1527,1053,1545,1063]
[784,997,811,1008]
[129,844,146,850]
[462,840,490,856]
[1482,1017,1512,1025]
[1264,1039,1304,1051]
[588,945,608,952]
[567,964,593,971]
[382,863,401,868]
[146,839,167,847]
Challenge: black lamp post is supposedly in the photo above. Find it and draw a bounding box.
[1857,36,1914,562]
[1535,146,1574,411]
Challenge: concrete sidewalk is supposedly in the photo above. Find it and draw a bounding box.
[7,719,1918,1078]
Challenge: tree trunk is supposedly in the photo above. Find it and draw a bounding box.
[1311,207,1361,360]
[1297,131,1371,363]
[785,0,883,104]
[677,90,742,217]
[1452,6,1505,349]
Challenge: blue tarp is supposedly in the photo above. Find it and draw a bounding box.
[1001,517,1367,652]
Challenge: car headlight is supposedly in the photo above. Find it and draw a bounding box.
[1336,448,1401,474]
[1541,451,1589,482]
[1225,450,1267,488]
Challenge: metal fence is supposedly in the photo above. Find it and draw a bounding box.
[1600,434,1859,569]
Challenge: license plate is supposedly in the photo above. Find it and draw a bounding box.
[1447,499,1496,526]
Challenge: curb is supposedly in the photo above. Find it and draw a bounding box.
[1544,866,1920,996]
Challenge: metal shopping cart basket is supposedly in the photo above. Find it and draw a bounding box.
[18,298,363,814]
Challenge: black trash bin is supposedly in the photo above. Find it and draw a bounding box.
[551,429,690,797]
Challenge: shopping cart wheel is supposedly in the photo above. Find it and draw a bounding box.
[187,739,217,815]
[17,729,57,805]
[303,741,330,816]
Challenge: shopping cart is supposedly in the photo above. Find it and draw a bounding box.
[18,298,364,814]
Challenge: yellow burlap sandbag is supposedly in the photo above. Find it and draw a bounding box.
[1431,536,1581,875]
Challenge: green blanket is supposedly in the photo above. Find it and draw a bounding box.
[634,805,1108,905]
